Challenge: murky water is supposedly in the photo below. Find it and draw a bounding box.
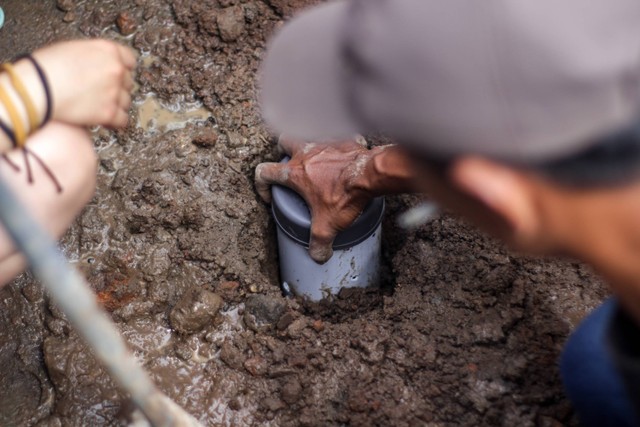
[135,95,212,133]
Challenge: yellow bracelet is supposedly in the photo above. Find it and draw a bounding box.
[1,63,39,130]
[0,83,25,147]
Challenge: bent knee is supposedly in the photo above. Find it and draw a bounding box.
[30,122,98,193]
[0,123,99,239]
[30,122,97,204]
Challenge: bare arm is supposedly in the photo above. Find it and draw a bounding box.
[0,39,136,151]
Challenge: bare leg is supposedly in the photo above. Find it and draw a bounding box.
[0,121,97,287]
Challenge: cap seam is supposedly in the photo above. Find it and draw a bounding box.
[340,0,375,132]
[486,0,521,158]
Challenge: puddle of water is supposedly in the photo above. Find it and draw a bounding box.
[141,54,158,68]
[136,95,212,133]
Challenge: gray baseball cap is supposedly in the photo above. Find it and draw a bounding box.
[260,0,640,162]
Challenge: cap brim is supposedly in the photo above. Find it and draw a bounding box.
[260,1,360,140]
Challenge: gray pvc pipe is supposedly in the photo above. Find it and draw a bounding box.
[0,178,202,427]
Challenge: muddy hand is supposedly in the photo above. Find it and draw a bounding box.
[31,39,136,128]
[255,135,375,264]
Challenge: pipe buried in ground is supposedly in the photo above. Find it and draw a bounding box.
[271,158,385,301]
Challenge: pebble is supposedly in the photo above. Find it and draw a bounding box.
[219,281,240,291]
[169,289,223,334]
[276,311,295,331]
[192,129,218,148]
[63,12,76,23]
[228,397,242,411]
[217,6,245,42]
[46,318,68,336]
[243,294,286,332]
[21,283,41,303]
[219,340,244,370]
[116,11,138,36]
[56,0,74,12]
[174,341,193,361]
[311,319,324,332]
[226,131,246,148]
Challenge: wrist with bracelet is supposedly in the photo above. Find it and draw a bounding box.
[0,55,61,193]
[0,54,51,149]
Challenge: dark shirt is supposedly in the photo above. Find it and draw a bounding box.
[609,308,640,421]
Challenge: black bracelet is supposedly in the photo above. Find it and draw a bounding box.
[0,117,16,148]
[14,54,52,125]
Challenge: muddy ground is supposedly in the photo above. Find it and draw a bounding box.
[0,1,609,426]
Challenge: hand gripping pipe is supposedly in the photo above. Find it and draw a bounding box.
[0,178,203,427]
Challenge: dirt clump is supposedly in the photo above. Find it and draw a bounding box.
[217,5,246,42]
[116,11,139,36]
[170,289,224,334]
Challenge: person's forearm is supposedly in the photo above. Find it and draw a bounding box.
[354,144,422,196]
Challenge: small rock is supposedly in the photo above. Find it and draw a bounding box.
[226,131,246,148]
[100,158,115,172]
[281,378,302,404]
[217,6,245,42]
[170,289,223,334]
[228,397,242,411]
[311,319,324,332]
[56,0,75,12]
[116,11,138,36]
[244,294,286,332]
[220,340,244,370]
[21,283,41,303]
[192,129,218,148]
[218,281,240,300]
[46,318,68,336]
[174,341,193,361]
[219,281,240,292]
[276,311,295,331]
[244,356,267,376]
[62,12,76,23]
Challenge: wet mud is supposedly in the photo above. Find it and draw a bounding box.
[0,0,608,426]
